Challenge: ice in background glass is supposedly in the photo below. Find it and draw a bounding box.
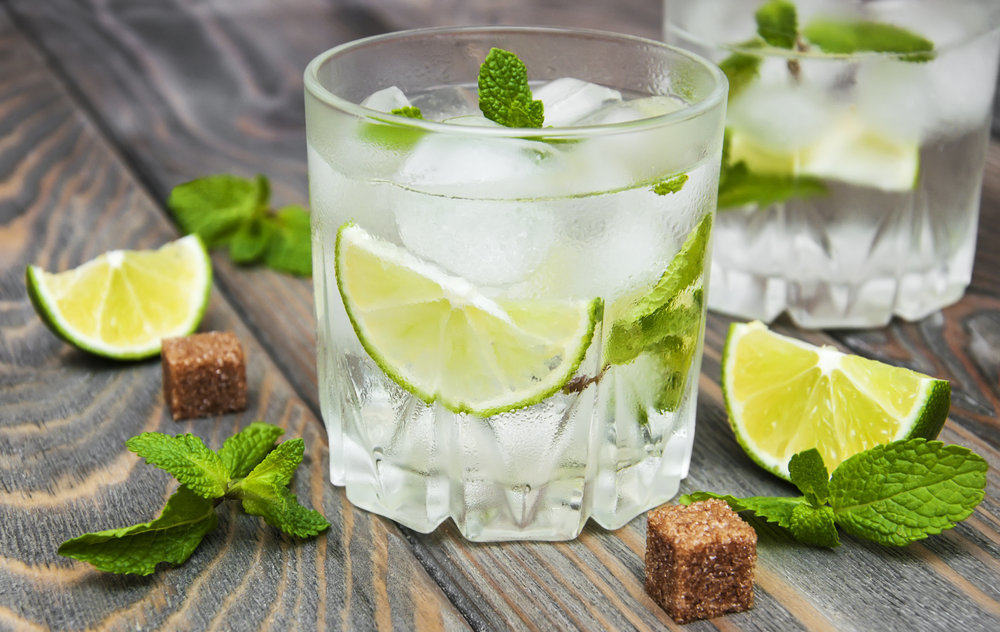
[665,0,1000,328]
[304,27,726,541]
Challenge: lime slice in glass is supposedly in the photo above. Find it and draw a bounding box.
[728,114,919,192]
[335,223,601,417]
[722,321,950,480]
[26,235,212,360]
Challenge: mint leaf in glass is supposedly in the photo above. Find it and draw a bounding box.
[391,105,423,119]
[803,19,935,62]
[755,0,798,49]
[478,48,544,128]
[718,160,827,209]
[652,174,689,196]
[719,52,763,102]
[57,486,218,576]
[605,214,711,366]
[829,439,986,546]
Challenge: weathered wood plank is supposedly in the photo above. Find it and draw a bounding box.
[0,10,466,631]
[4,1,1000,630]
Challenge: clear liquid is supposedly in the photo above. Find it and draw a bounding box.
[308,85,717,539]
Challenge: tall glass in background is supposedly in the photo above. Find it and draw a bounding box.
[305,27,727,540]
[665,0,1000,328]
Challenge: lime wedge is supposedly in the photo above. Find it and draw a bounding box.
[728,114,919,192]
[335,223,601,417]
[722,321,950,480]
[26,235,212,360]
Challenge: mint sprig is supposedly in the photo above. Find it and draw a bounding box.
[58,423,330,575]
[754,0,798,49]
[168,174,311,276]
[478,48,544,128]
[681,439,986,547]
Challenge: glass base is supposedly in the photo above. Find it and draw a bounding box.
[708,262,970,329]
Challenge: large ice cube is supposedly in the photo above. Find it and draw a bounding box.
[394,196,557,286]
[396,134,567,198]
[728,81,840,152]
[575,95,686,126]
[361,86,412,112]
[533,77,623,127]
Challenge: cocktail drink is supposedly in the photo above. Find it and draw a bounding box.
[665,0,1000,328]
[304,27,726,541]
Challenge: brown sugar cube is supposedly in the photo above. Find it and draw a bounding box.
[645,499,756,624]
[161,332,247,420]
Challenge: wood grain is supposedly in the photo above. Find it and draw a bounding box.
[0,9,465,631]
[2,0,1000,630]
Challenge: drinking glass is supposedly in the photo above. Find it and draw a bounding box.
[305,26,726,540]
[665,0,1000,328]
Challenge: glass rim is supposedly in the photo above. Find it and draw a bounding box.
[303,25,728,139]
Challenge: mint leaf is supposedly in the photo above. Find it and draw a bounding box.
[718,53,762,101]
[167,174,311,276]
[680,491,806,531]
[803,19,935,62]
[126,433,230,499]
[229,216,274,264]
[829,439,987,546]
[167,174,267,247]
[790,504,840,547]
[718,159,827,209]
[652,174,689,196]
[238,438,304,490]
[755,0,798,49]
[238,484,330,538]
[478,48,544,128]
[230,439,330,538]
[605,214,711,366]
[263,205,311,276]
[219,422,285,478]
[58,486,217,575]
[788,448,830,507]
[391,106,423,119]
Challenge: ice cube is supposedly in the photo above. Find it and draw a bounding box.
[397,134,566,198]
[575,95,686,126]
[728,82,841,151]
[394,196,557,286]
[533,77,623,127]
[361,86,412,113]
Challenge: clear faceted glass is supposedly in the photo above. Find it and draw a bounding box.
[305,26,726,541]
[665,0,1000,328]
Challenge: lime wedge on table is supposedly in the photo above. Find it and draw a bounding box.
[722,321,950,480]
[728,114,919,192]
[26,235,212,360]
[335,223,602,417]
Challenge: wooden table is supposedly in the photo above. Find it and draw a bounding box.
[2,1,998,630]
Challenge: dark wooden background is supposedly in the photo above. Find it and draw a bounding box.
[1,1,998,630]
